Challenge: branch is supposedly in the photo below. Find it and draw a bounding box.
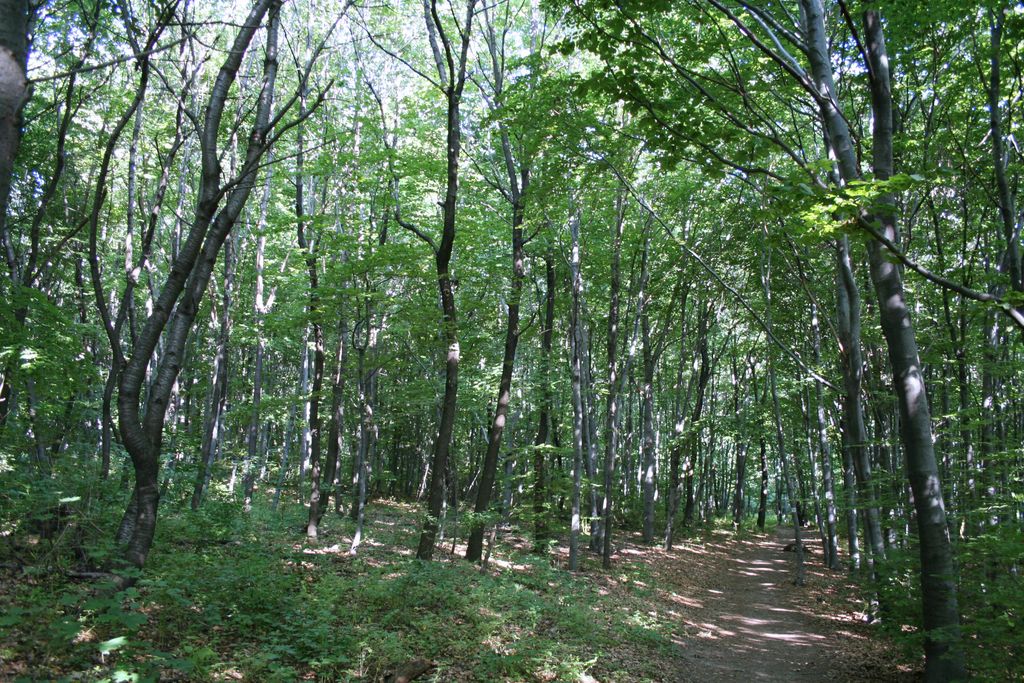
[599,153,841,391]
[28,37,186,84]
[365,77,438,253]
[357,16,442,91]
[856,213,1024,334]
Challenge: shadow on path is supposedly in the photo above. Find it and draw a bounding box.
[618,526,913,682]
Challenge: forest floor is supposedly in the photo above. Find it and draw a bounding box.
[579,525,916,682]
[0,497,916,681]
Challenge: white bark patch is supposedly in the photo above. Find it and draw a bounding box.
[0,46,25,117]
[903,369,923,415]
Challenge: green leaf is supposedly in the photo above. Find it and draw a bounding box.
[98,636,128,656]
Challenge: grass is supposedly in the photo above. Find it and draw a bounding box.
[1,493,685,682]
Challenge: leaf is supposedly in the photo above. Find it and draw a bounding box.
[98,636,128,656]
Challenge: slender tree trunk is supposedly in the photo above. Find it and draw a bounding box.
[600,198,625,569]
[244,164,276,510]
[863,12,962,673]
[641,310,657,543]
[987,9,1022,297]
[191,239,235,509]
[761,246,804,585]
[811,302,841,569]
[731,353,747,527]
[581,313,602,551]
[298,339,311,493]
[243,337,265,510]
[296,90,328,538]
[350,342,370,553]
[836,239,863,569]
[324,314,348,516]
[415,0,477,560]
[532,251,555,553]
[757,436,768,531]
[115,0,279,570]
[664,293,690,549]
[802,3,965,674]
[568,214,584,570]
[465,184,526,561]
[273,401,295,510]
[681,307,711,531]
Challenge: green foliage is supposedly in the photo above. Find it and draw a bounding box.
[870,525,1024,681]
[0,497,685,681]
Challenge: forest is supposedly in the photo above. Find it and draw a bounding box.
[0,0,1021,680]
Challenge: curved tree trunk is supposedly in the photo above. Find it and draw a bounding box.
[116,0,280,570]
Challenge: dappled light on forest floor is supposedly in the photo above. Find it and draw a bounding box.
[549,525,918,682]
[1,496,922,681]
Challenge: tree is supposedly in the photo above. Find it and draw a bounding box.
[392,0,478,561]
[0,0,30,296]
[110,0,297,570]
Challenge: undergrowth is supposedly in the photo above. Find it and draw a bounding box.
[0,467,678,682]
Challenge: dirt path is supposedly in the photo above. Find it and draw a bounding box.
[603,526,912,682]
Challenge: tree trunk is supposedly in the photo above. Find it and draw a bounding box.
[641,309,657,543]
[532,251,555,553]
[987,9,1022,297]
[802,2,965,674]
[191,238,235,510]
[415,0,476,560]
[731,354,747,528]
[582,312,602,552]
[761,245,804,585]
[568,213,584,570]
[757,436,768,531]
[600,197,625,569]
[811,302,841,569]
[115,0,279,570]
[295,82,328,537]
[682,306,711,530]
[465,180,526,561]
[350,342,370,554]
[244,164,276,511]
[323,314,348,517]
[0,0,30,300]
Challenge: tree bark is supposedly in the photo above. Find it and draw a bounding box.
[640,308,657,543]
[600,196,625,568]
[757,436,768,531]
[987,8,1022,297]
[568,213,584,570]
[298,85,328,538]
[115,0,279,570]
[0,0,29,289]
[244,164,277,510]
[861,10,964,674]
[800,2,965,674]
[731,353,747,528]
[415,0,477,561]
[532,251,555,553]
[191,238,236,509]
[465,157,527,561]
[811,301,841,569]
[761,246,804,585]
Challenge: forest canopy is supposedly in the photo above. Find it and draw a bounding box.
[0,0,1021,680]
